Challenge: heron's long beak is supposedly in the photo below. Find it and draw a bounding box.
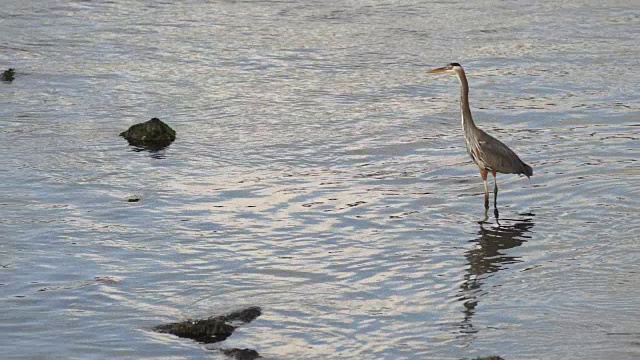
[429,67,448,73]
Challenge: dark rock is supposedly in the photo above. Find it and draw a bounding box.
[154,317,235,344]
[1,68,15,82]
[473,356,505,360]
[127,197,140,202]
[120,117,176,150]
[221,348,261,360]
[153,306,261,345]
[223,306,262,324]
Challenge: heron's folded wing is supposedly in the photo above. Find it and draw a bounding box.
[477,133,526,174]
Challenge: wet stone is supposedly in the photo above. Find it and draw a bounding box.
[154,317,235,344]
[153,306,261,344]
[223,306,262,324]
[120,117,176,150]
[221,348,261,360]
[2,68,15,82]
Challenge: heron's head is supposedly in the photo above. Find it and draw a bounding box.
[429,63,464,74]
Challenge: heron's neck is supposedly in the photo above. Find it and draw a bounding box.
[457,70,476,132]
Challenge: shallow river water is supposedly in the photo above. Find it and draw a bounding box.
[1,1,639,359]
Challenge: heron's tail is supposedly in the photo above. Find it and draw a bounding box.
[521,160,533,178]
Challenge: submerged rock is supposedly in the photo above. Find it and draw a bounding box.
[473,356,505,360]
[1,68,15,82]
[154,316,235,344]
[120,117,176,150]
[153,306,262,344]
[221,348,261,360]
[223,306,262,324]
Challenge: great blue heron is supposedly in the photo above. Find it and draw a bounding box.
[429,63,532,213]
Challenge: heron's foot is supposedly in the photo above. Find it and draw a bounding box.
[477,208,489,224]
[494,208,499,219]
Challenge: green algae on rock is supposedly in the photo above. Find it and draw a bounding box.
[1,68,16,82]
[154,317,235,344]
[221,348,261,360]
[153,306,262,344]
[120,117,176,150]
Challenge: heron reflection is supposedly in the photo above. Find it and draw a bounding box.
[456,213,535,335]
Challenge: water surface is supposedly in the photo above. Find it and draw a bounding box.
[1,1,639,359]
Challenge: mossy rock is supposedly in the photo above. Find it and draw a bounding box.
[222,348,261,360]
[154,317,235,344]
[153,306,262,344]
[120,117,176,149]
[222,306,262,323]
[1,68,15,82]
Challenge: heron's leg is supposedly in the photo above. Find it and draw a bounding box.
[492,170,499,218]
[491,170,498,208]
[478,207,489,224]
[480,169,489,209]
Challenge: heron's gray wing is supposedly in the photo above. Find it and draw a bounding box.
[476,130,527,174]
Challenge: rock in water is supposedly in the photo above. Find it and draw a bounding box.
[221,348,261,360]
[120,117,176,150]
[1,68,15,82]
[154,317,236,344]
[223,306,262,324]
[153,306,262,344]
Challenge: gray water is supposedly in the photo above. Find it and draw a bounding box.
[1,1,639,359]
